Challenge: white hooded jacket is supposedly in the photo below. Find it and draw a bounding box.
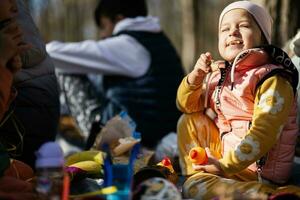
[46,16,161,78]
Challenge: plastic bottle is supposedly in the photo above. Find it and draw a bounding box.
[155,132,178,162]
[35,142,65,200]
[189,147,208,165]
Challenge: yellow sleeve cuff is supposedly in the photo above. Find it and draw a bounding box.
[183,76,202,90]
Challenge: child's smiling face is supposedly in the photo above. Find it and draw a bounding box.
[218,9,262,62]
[0,0,18,21]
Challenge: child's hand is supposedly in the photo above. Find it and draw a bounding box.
[188,52,213,85]
[192,147,224,176]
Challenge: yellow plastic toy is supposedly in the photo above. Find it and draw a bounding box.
[157,157,175,173]
[189,147,208,165]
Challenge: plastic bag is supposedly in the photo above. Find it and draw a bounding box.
[93,111,136,152]
[155,132,178,163]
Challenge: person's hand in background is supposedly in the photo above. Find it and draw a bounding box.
[0,18,31,73]
[0,176,38,200]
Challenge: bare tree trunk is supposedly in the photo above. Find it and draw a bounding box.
[147,0,182,63]
[180,0,196,72]
[31,0,98,42]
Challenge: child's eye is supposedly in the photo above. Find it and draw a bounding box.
[239,24,250,28]
[221,27,229,32]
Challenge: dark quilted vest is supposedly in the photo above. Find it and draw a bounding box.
[103,31,184,148]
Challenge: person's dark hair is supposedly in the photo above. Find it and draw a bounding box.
[94,0,148,27]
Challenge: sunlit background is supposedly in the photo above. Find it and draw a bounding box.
[26,0,300,72]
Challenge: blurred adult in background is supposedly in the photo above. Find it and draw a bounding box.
[46,0,184,149]
[0,0,60,169]
[0,1,37,199]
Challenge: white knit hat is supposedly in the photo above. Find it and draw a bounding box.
[219,1,273,44]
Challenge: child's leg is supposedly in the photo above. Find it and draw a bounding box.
[182,172,277,199]
[178,113,300,198]
[177,112,222,175]
[274,185,300,196]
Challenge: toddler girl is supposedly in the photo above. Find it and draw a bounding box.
[177,1,300,199]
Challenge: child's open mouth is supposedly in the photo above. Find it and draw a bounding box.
[226,40,243,46]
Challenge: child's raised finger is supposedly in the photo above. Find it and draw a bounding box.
[200,53,210,64]
[201,53,214,69]
[194,56,207,71]
[205,52,212,61]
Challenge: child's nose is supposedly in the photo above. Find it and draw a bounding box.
[229,28,240,37]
